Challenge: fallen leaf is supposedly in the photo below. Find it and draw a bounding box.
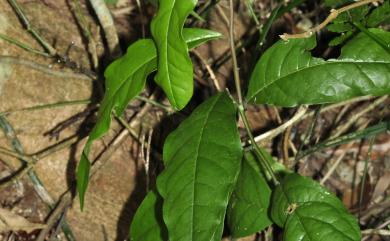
[0,208,46,233]
[371,171,390,202]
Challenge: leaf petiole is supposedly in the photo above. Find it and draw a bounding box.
[238,106,280,186]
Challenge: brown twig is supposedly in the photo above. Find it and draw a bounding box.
[90,94,156,177]
[280,0,382,40]
[255,106,308,143]
[89,0,122,57]
[320,142,354,185]
[254,96,375,143]
[69,0,99,69]
[192,50,222,91]
[361,229,390,236]
[331,95,387,138]
[36,193,72,241]
[282,125,293,167]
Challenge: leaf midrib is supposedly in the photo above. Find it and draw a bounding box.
[249,60,390,100]
[280,182,357,241]
[89,55,155,143]
[294,210,355,241]
[162,0,179,107]
[190,95,221,240]
[100,54,156,119]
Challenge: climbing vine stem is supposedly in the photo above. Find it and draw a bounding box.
[228,0,279,185]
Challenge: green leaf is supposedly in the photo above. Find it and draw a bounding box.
[151,0,198,110]
[324,0,351,7]
[271,173,361,241]
[258,0,306,47]
[327,22,354,33]
[367,1,390,27]
[326,4,370,36]
[329,31,353,46]
[157,92,243,241]
[76,152,91,210]
[76,28,221,209]
[129,190,167,241]
[183,28,223,49]
[247,28,390,107]
[227,154,272,238]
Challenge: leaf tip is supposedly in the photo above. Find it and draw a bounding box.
[77,152,91,211]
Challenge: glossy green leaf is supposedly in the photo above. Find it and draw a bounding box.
[367,1,390,27]
[184,28,223,49]
[244,149,290,182]
[129,190,167,241]
[271,173,361,241]
[327,22,354,33]
[227,153,272,238]
[151,0,198,110]
[247,28,390,107]
[329,31,353,46]
[157,92,242,241]
[324,0,350,7]
[76,28,221,209]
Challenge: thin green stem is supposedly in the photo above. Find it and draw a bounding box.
[228,0,243,105]
[295,105,322,161]
[116,116,141,142]
[228,0,278,185]
[135,96,173,112]
[7,0,57,56]
[257,5,281,48]
[0,146,36,163]
[245,0,261,32]
[0,99,91,117]
[297,121,389,159]
[0,33,50,57]
[239,108,279,185]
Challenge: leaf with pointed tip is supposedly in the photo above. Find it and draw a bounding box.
[151,0,198,110]
[271,173,361,241]
[247,28,390,107]
[227,153,272,238]
[184,28,223,49]
[76,28,222,209]
[129,190,167,241]
[157,92,242,241]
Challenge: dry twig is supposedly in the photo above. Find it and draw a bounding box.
[280,0,382,40]
[254,106,308,143]
[192,50,222,91]
[89,0,122,57]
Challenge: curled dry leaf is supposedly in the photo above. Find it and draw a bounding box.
[0,208,46,233]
